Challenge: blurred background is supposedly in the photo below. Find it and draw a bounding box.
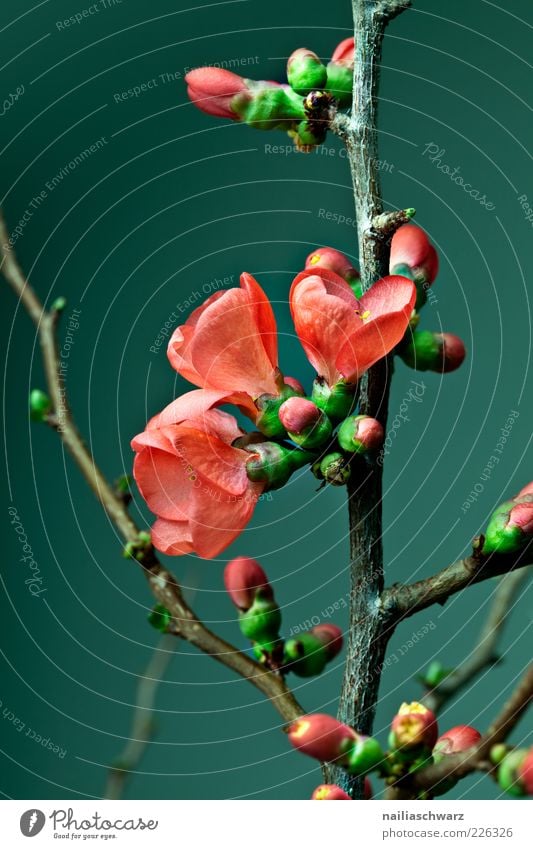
[0,0,531,800]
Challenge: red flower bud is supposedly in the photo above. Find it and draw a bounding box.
[330,37,355,68]
[483,496,533,555]
[400,330,466,373]
[338,414,384,454]
[278,397,333,449]
[287,48,328,96]
[518,481,533,497]
[389,701,438,752]
[433,725,481,758]
[518,748,533,795]
[185,67,248,119]
[283,375,306,395]
[311,623,343,660]
[311,784,351,800]
[224,556,273,610]
[287,714,357,764]
[305,246,360,285]
[390,224,439,285]
[438,332,466,373]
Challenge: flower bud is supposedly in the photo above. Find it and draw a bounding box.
[283,375,306,396]
[311,623,343,660]
[291,119,327,151]
[283,634,329,677]
[245,441,315,490]
[518,748,533,795]
[29,389,52,423]
[224,556,273,611]
[287,48,328,96]
[234,81,306,130]
[147,604,172,632]
[482,496,533,555]
[314,451,351,486]
[279,397,332,449]
[311,784,351,800]
[390,224,439,286]
[399,330,466,373]
[311,378,357,421]
[346,734,384,776]
[239,596,281,642]
[433,725,481,762]
[338,414,384,455]
[185,67,249,119]
[420,660,453,689]
[389,702,438,753]
[497,749,529,797]
[305,246,360,294]
[326,38,355,107]
[287,714,357,764]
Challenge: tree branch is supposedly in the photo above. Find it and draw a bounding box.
[382,545,533,619]
[422,567,531,712]
[411,664,533,792]
[325,0,411,798]
[1,209,305,726]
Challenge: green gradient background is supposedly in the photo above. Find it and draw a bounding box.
[1,0,531,801]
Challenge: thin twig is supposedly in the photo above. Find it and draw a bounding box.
[423,567,531,712]
[105,633,176,799]
[0,209,305,726]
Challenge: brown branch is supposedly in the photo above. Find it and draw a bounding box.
[382,545,533,619]
[411,663,533,792]
[422,567,531,712]
[105,633,176,799]
[325,0,411,798]
[1,209,305,727]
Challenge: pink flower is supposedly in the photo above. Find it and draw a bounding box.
[434,725,481,756]
[131,390,265,558]
[168,272,280,409]
[331,37,355,68]
[287,713,357,763]
[390,224,439,285]
[290,268,416,386]
[185,67,248,119]
[224,556,273,610]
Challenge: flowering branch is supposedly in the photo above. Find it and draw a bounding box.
[422,567,531,713]
[0,209,305,725]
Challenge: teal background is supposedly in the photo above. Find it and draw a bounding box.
[1,0,531,801]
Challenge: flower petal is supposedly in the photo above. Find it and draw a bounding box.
[240,272,278,368]
[133,447,193,521]
[171,427,250,495]
[151,517,194,556]
[188,481,263,558]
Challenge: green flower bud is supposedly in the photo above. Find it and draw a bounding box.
[51,296,67,313]
[245,441,315,490]
[346,735,384,776]
[318,451,351,486]
[399,330,466,373]
[283,634,328,677]
[482,497,533,555]
[325,63,352,106]
[420,660,453,689]
[311,378,357,421]
[29,389,52,423]
[233,83,306,130]
[292,119,327,150]
[278,397,332,449]
[239,596,281,642]
[337,414,384,455]
[287,48,328,96]
[148,604,172,632]
[497,749,528,797]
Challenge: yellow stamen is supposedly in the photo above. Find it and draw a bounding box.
[361,310,371,321]
[398,701,428,716]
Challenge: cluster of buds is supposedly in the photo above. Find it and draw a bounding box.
[481,481,533,555]
[493,746,533,797]
[224,557,343,673]
[391,224,466,374]
[185,39,355,152]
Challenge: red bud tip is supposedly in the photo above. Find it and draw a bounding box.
[518,749,533,795]
[311,784,351,800]
[390,701,438,750]
[434,725,482,756]
[223,556,273,610]
[310,623,343,660]
[437,333,466,372]
[185,67,249,119]
[287,713,357,763]
[284,375,306,395]
[390,224,439,285]
[279,396,321,434]
[330,37,355,69]
[517,481,533,498]
[508,501,533,534]
[305,245,359,283]
[354,415,384,450]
